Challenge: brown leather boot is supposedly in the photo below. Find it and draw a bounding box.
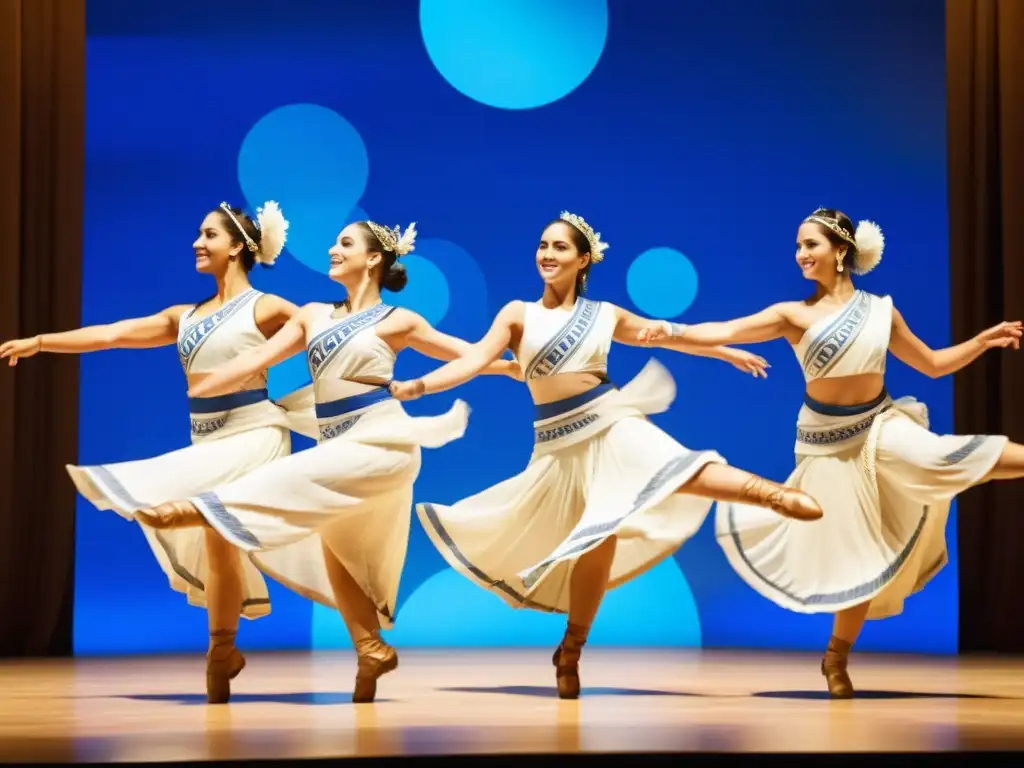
[135,500,210,530]
[738,476,823,521]
[821,636,854,698]
[552,622,588,700]
[207,629,246,704]
[352,631,398,703]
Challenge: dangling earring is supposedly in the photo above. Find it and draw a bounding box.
[836,253,845,273]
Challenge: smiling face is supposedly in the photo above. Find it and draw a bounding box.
[192,211,245,275]
[536,221,590,291]
[327,223,384,284]
[795,221,849,282]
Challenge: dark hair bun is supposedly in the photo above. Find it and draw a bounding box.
[382,262,408,293]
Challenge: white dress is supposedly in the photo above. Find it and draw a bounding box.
[417,298,727,614]
[716,290,1008,619]
[128,302,469,630]
[67,289,317,619]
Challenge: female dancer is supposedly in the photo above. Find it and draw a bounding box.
[0,201,315,701]
[127,219,519,703]
[637,207,1023,697]
[388,211,824,699]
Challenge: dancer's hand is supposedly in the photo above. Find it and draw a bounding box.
[725,349,770,378]
[976,321,1022,350]
[0,336,42,367]
[501,359,524,381]
[637,320,675,345]
[389,379,426,401]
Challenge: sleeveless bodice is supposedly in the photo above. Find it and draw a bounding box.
[516,298,615,380]
[791,290,892,382]
[305,302,397,403]
[177,289,268,385]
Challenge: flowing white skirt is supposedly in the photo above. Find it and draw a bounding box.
[716,391,1007,619]
[67,387,316,619]
[417,359,725,613]
[165,394,469,629]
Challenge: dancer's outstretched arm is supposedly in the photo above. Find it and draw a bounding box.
[390,301,521,400]
[1,305,193,365]
[187,304,310,398]
[612,305,771,378]
[890,310,1020,378]
[390,309,522,380]
[636,303,797,349]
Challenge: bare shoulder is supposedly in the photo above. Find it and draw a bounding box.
[495,300,526,325]
[385,306,426,333]
[161,304,194,327]
[296,301,331,322]
[255,292,301,319]
[163,303,193,318]
[771,300,806,322]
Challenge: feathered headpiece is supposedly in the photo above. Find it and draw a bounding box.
[219,201,290,267]
[254,201,289,266]
[805,210,885,275]
[365,221,417,256]
[559,211,609,264]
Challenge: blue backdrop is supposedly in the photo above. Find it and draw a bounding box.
[76,0,953,656]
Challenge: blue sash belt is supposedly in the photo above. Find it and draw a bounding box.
[533,381,616,422]
[802,388,889,417]
[316,387,392,420]
[189,388,269,414]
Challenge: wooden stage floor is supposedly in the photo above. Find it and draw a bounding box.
[2,649,1024,763]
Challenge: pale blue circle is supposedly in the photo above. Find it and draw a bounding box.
[627,247,699,318]
[375,558,701,648]
[267,351,311,401]
[238,105,369,274]
[394,254,451,326]
[342,206,369,228]
[419,0,609,110]
[412,239,489,337]
[312,603,354,650]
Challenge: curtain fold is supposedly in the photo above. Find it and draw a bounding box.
[947,0,1024,653]
[0,0,85,657]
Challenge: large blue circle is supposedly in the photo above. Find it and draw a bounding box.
[393,254,451,326]
[627,247,700,318]
[238,105,370,274]
[267,352,311,401]
[412,238,490,338]
[419,0,609,110]
[379,558,701,648]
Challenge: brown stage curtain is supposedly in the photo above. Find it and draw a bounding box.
[0,0,85,657]
[948,0,1024,653]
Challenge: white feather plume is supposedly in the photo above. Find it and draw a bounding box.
[393,222,417,256]
[254,201,289,266]
[852,219,884,275]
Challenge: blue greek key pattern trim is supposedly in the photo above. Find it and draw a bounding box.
[418,503,562,614]
[940,435,989,466]
[725,502,930,608]
[525,298,601,379]
[192,491,261,549]
[803,291,871,379]
[306,304,395,380]
[319,414,362,442]
[796,406,891,446]
[520,450,709,589]
[191,415,228,437]
[534,412,601,444]
[81,466,268,608]
[177,290,259,372]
